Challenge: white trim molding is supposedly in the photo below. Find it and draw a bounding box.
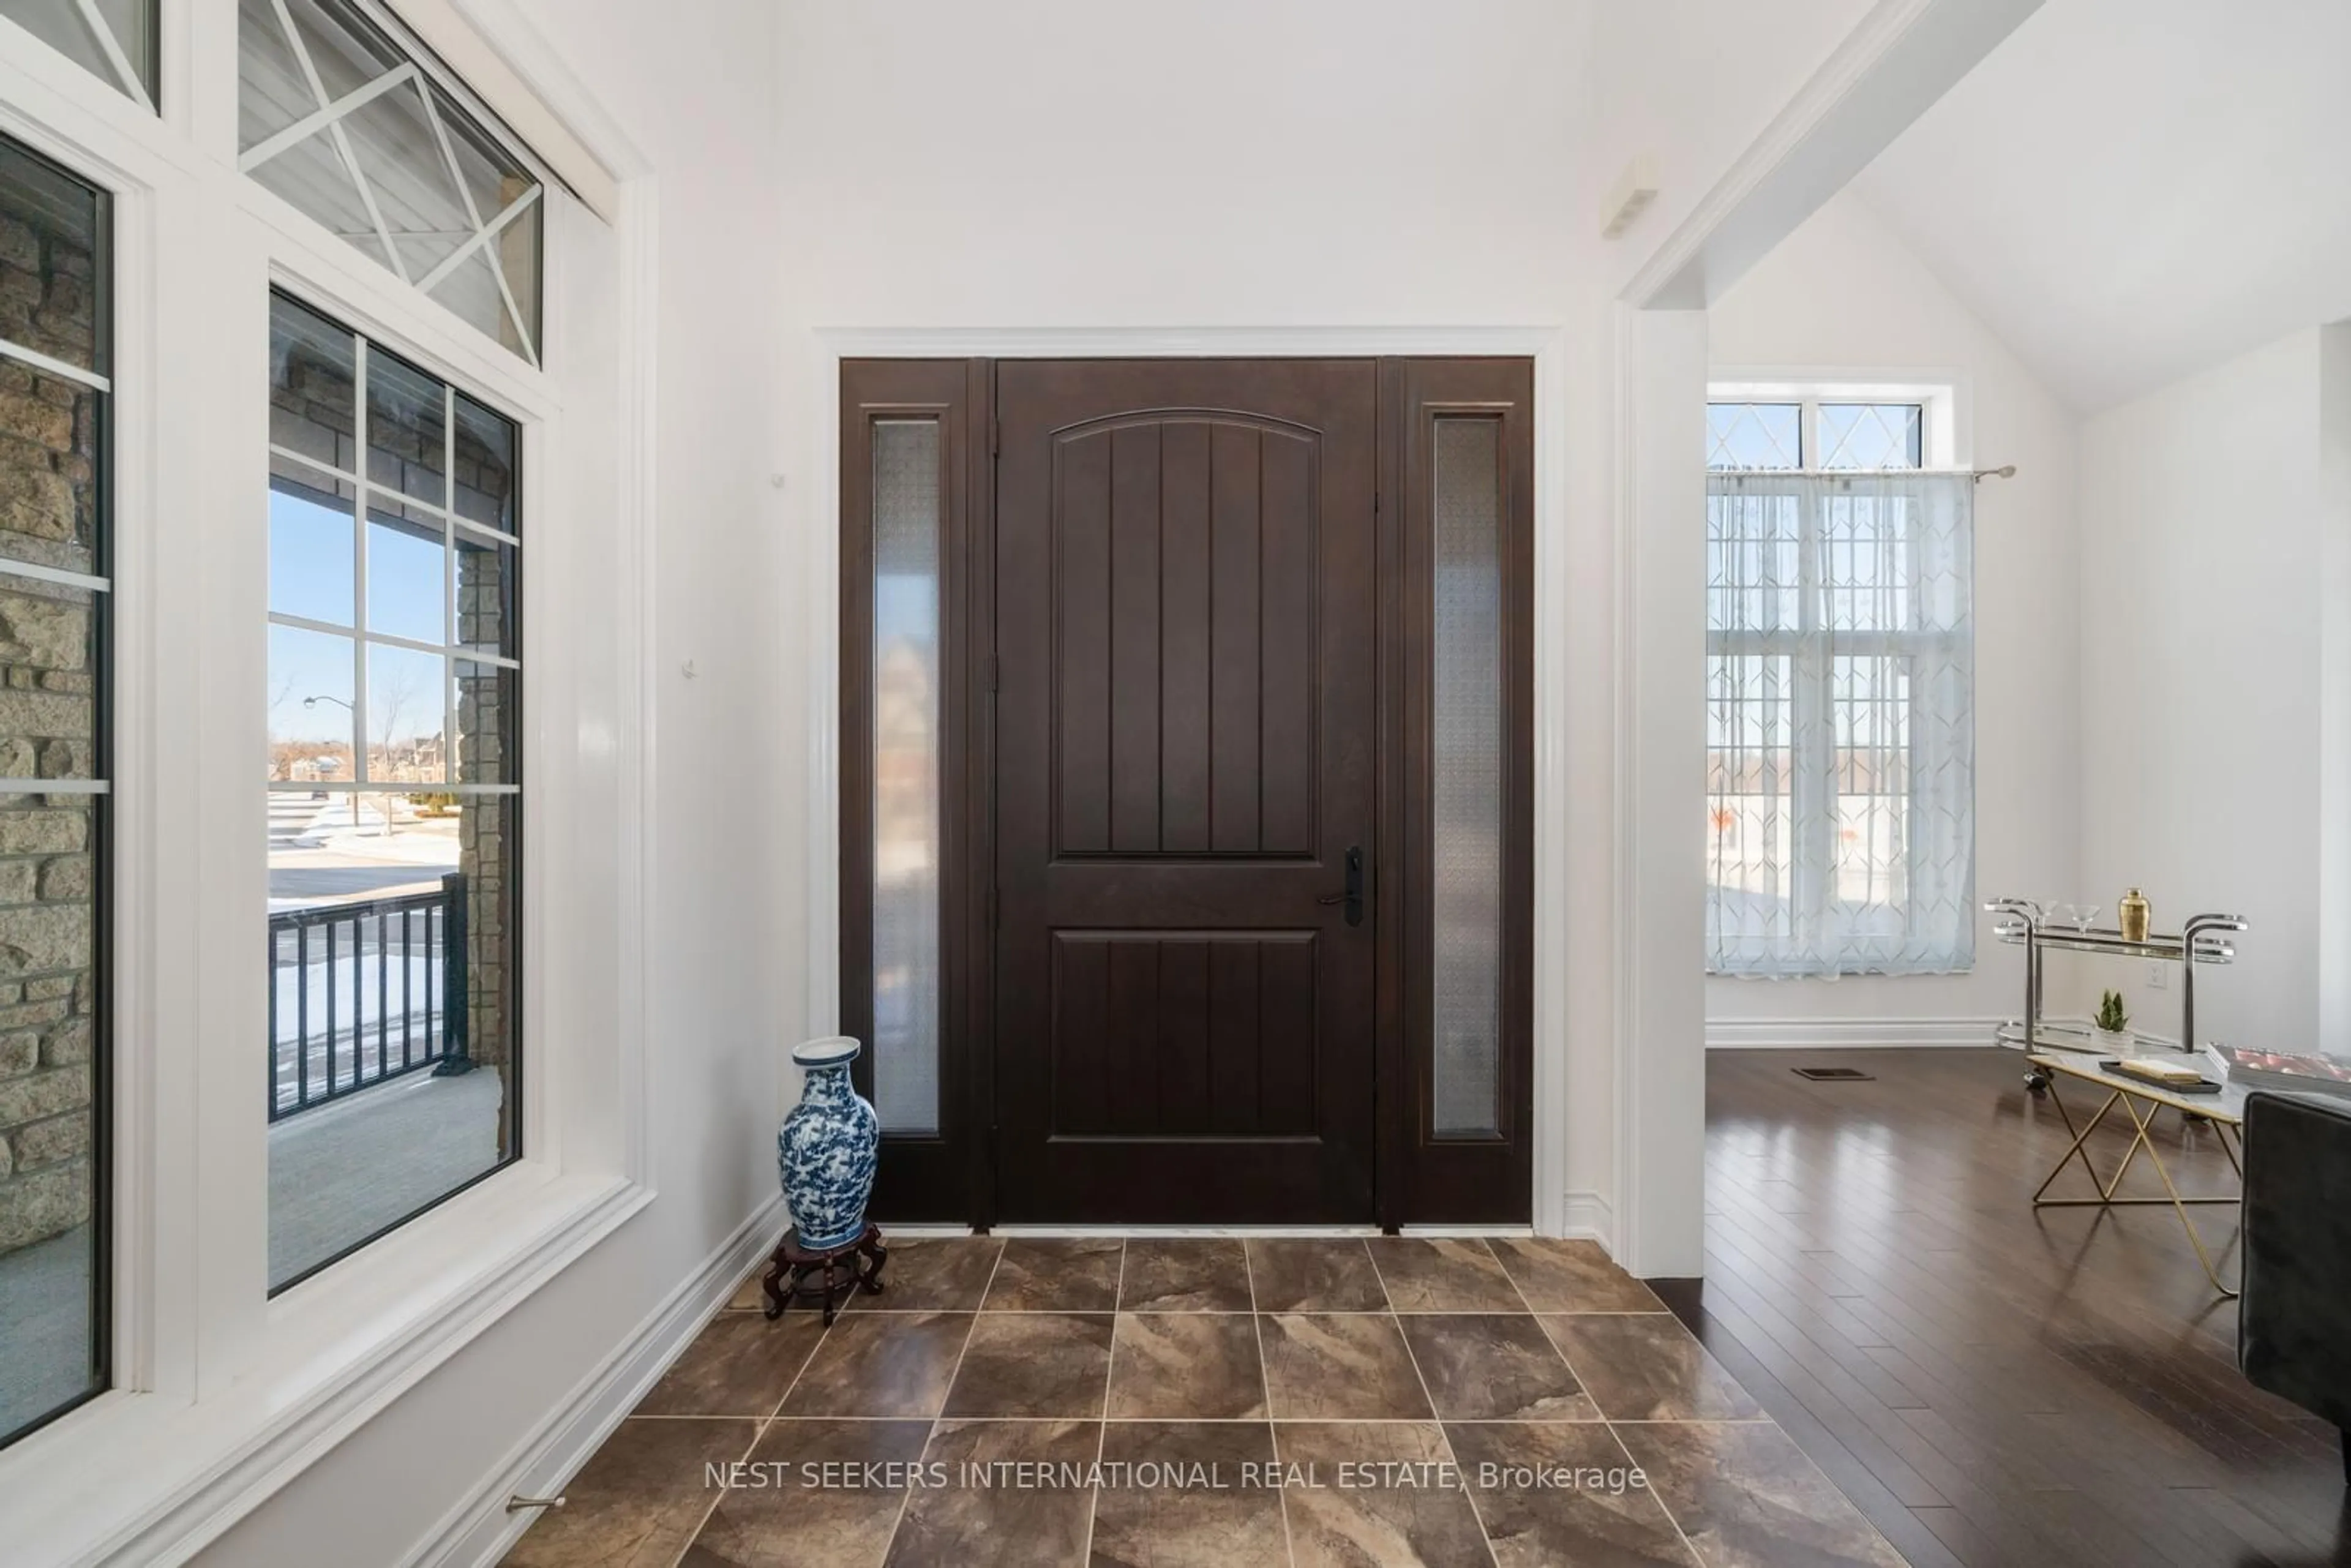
[1604,0,2049,1283]
[1622,0,2047,311]
[384,0,620,219]
[1,1174,647,1567]
[1706,1016,2003,1050]
[1610,304,1710,1281]
[2319,323,2351,1050]
[1562,1190,1615,1249]
[408,1196,785,1568]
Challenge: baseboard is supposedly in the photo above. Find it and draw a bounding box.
[407,1193,786,1568]
[1706,1016,2000,1050]
[1561,1189,1614,1249]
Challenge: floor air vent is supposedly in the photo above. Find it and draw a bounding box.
[1793,1066,1875,1082]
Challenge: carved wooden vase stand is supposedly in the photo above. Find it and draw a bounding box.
[761,1222,888,1326]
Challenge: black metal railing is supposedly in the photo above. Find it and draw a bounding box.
[268,871,470,1122]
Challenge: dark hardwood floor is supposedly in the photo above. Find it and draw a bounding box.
[1674,1048,2350,1568]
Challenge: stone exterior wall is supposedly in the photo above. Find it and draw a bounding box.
[0,200,101,1260]
[452,411,512,1142]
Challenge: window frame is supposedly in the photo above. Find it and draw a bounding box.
[1707,375,1963,471]
[247,204,571,1308]
[0,5,655,1559]
[1704,373,1968,978]
[0,127,117,1452]
[261,283,527,1296]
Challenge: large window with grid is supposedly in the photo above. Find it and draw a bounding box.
[1705,396,1974,977]
[266,290,519,1291]
[0,0,645,1530]
[0,133,110,1451]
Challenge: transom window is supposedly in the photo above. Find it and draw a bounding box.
[0,0,158,108]
[238,0,544,363]
[1706,399,1925,471]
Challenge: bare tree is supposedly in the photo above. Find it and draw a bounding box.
[266,673,300,779]
[370,665,421,836]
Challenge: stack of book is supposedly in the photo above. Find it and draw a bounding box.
[2205,1045,2351,1098]
[2104,1056,2221,1093]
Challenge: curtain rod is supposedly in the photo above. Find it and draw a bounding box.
[1711,465,2017,482]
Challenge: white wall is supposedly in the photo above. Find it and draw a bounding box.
[2321,322,2351,1048]
[190,0,791,1562]
[1580,0,1880,291]
[776,2,1590,329]
[2080,328,2330,1054]
[1854,0,2351,413]
[772,0,1617,1234]
[1701,190,2080,1042]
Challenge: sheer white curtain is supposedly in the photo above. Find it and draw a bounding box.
[1706,470,1974,976]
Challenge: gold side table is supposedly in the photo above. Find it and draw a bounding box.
[2026,1052,2246,1297]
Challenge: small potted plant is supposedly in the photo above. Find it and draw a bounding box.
[2093,989,2132,1051]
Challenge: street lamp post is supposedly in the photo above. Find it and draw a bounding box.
[301,693,388,836]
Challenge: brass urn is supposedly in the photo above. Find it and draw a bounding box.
[2118,888,2151,944]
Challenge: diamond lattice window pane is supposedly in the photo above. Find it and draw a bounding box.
[428,219,538,359]
[0,0,157,107]
[276,0,399,100]
[238,0,546,364]
[345,80,475,282]
[1818,403,1923,470]
[248,130,384,261]
[1707,402,1802,470]
[237,0,309,144]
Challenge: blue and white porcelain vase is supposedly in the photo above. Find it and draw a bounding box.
[778,1037,880,1251]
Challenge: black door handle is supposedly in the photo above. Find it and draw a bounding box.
[1316,846,1365,927]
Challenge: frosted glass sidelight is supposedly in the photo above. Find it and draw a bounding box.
[1430,418,1503,1139]
[871,419,942,1135]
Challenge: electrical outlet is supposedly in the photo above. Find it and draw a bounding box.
[2147,961,2168,991]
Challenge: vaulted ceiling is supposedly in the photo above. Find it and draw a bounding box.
[1853,0,2351,413]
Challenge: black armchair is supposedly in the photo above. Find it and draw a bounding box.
[2238,1089,2351,1483]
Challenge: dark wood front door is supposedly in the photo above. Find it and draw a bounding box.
[994,360,1381,1222]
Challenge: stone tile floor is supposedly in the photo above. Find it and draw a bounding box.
[503,1236,1907,1567]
